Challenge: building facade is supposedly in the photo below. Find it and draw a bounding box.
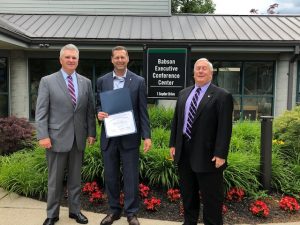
[0,1,299,120]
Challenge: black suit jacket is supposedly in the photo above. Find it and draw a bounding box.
[96,70,151,150]
[169,83,233,172]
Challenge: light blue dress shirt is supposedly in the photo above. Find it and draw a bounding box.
[113,69,127,90]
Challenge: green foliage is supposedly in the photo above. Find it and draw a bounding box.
[81,125,104,183]
[140,148,178,189]
[224,151,260,196]
[0,147,47,199]
[148,106,174,129]
[0,108,300,200]
[274,106,300,161]
[151,127,170,149]
[0,116,35,155]
[172,0,216,13]
[230,121,260,153]
[271,151,300,198]
[82,131,104,183]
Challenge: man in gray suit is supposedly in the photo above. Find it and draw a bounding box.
[96,46,151,225]
[36,44,96,225]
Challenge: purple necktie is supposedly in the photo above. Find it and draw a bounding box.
[67,76,76,108]
[186,87,201,139]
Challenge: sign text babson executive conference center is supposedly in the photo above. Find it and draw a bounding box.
[146,48,187,99]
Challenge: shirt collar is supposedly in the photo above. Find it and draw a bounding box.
[195,82,210,93]
[113,69,127,79]
[61,69,76,80]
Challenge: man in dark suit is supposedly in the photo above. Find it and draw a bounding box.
[96,46,151,225]
[169,58,233,225]
[36,44,96,225]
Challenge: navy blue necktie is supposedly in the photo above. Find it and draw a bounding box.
[186,87,201,139]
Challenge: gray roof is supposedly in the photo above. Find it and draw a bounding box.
[0,13,300,45]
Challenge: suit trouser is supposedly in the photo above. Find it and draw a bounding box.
[178,140,224,225]
[102,138,139,216]
[46,142,83,218]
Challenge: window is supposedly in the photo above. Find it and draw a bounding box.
[0,58,8,117]
[29,58,142,120]
[213,61,274,120]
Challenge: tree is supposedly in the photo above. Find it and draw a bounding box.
[172,0,216,14]
[250,3,279,14]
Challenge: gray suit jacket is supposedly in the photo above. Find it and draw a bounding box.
[96,70,151,150]
[36,70,96,152]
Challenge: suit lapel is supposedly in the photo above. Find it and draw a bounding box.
[76,73,84,110]
[180,86,193,121]
[55,71,74,108]
[107,72,114,90]
[194,84,215,121]
[124,70,133,88]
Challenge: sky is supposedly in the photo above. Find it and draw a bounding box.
[213,0,300,14]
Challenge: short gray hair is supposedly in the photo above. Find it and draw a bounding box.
[194,58,213,71]
[60,44,79,59]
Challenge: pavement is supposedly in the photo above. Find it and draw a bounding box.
[0,188,299,225]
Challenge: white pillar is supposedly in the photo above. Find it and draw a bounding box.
[10,50,29,118]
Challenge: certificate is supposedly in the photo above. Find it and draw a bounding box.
[104,110,137,138]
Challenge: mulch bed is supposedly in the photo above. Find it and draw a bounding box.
[56,187,300,224]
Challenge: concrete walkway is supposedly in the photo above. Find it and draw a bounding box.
[0,188,299,225]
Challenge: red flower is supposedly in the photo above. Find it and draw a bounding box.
[82,181,104,204]
[167,188,181,202]
[139,183,150,198]
[120,192,124,207]
[249,200,270,217]
[279,196,300,213]
[143,197,161,211]
[226,187,245,202]
[222,204,228,215]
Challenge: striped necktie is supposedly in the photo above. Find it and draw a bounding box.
[186,87,201,139]
[67,75,76,108]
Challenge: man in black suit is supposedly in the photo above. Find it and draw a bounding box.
[96,46,151,225]
[169,58,233,225]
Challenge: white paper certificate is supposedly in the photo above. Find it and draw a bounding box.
[104,111,137,138]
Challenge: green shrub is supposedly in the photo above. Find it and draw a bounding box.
[274,106,300,161]
[0,116,35,155]
[151,127,170,149]
[0,147,47,198]
[82,138,104,183]
[224,151,260,196]
[148,106,174,129]
[271,151,300,198]
[140,148,178,189]
[230,121,260,153]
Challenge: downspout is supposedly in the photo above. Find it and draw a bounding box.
[287,46,300,110]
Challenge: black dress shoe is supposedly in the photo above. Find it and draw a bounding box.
[100,214,121,225]
[69,212,88,224]
[43,217,59,225]
[127,215,140,225]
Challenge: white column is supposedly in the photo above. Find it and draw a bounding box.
[10,50,29,118]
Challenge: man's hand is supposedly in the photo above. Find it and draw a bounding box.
[38,138,52,149]
[169,147,175,160]
[143,138,152,153]
[87,136,96,145]
[212,156,225,168]
[97,112,108,121]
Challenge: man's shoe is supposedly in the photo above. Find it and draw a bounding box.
[42,217,59,225]
[100,214,121,225]
[69,212,88,224]
[127,215,140,225]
